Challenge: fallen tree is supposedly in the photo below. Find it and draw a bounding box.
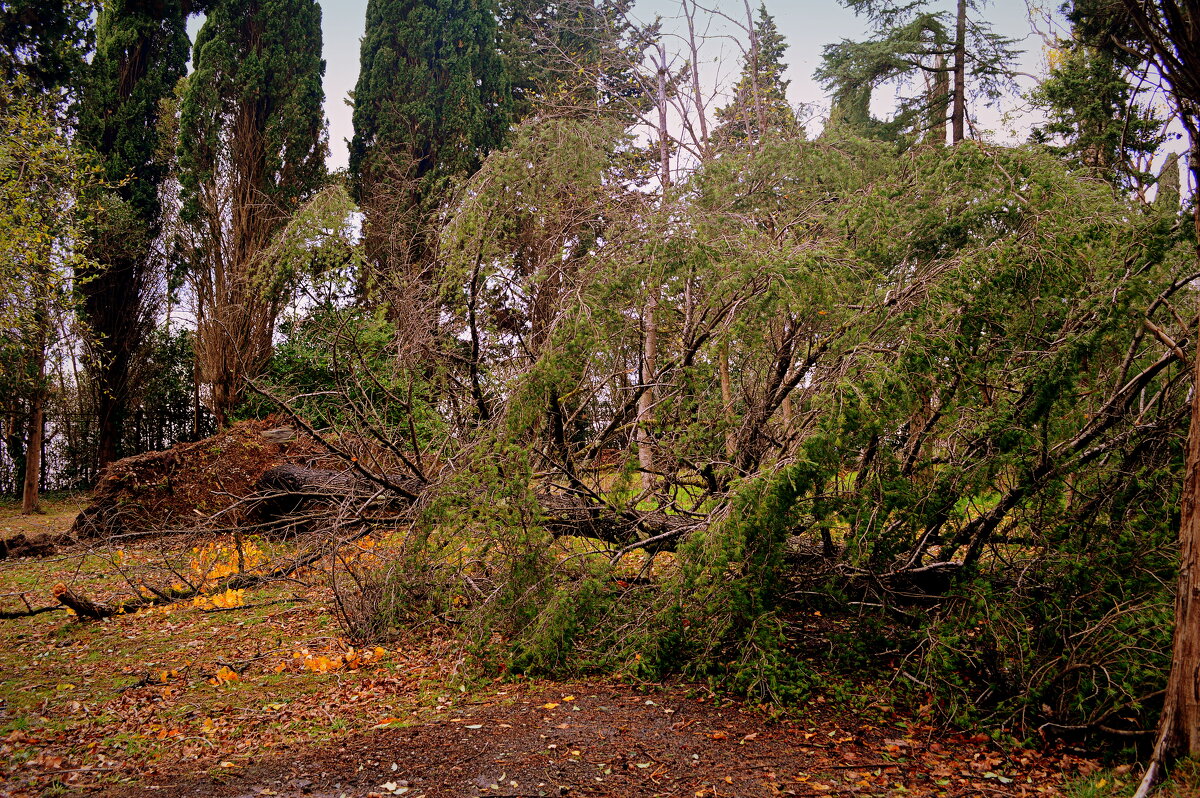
[253,463,694,551]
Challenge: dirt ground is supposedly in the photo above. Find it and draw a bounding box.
[0,497,1151,798]
[119,681,1105,798]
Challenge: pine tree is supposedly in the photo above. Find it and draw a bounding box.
[350,0,510,302]
[713,3,800,147]
[77,0,192,467]
[178,0,327,427]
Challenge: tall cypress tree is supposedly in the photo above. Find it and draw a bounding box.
[77,0,192,468]
[178,0,326,426]
[350,0,510,302]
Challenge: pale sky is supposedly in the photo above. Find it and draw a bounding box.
[297,0,1058,169]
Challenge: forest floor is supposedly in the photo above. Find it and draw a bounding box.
[0,493,90,543]
[0,497,1180,798]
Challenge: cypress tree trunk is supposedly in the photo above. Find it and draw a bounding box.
[179,0,326,428]
[951,0,966,143]
[21,293,47,515]
[1135,137,1200,798]
[929,54,949,145]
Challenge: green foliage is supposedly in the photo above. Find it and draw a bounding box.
[1030,40,1166,190]
[349,0,511,211]
[176,0,327,424]
[0,83,99,390]
[818,0,1019,143]
[494,138,1187,725]
[75,0,193,462]
[179,0,326,224]
[713,3,802,146]
[0,0,91,98]
[79,1,190,226]
[657,462,826,702]
[499,0,643,120]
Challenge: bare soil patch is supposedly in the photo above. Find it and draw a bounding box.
[106,682,1099,798]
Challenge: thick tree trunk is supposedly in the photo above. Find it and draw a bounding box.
[929,54,949,145]
[83,252,142,469]
[951,0,966,144]
[96,392,122,470]
[1136,144,1200,798]
[21,298,47,515]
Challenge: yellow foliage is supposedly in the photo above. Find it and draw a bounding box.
[189,539,266,588]
[193,587,246,610]
[282,645,388,675]
[305,655,339,673]
[211,666,240,685]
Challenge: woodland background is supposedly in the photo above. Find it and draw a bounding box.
[3,0,1200,792]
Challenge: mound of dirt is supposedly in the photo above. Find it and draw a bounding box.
[70,418,321,540]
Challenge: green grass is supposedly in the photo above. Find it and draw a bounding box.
[1063,761,1200,797]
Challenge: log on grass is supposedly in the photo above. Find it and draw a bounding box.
[52,583,123,619]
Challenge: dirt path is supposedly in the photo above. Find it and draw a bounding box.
[114,682,1095,798]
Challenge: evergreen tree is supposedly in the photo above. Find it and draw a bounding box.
[1065,1,1200,791]
[1029,38,1166,191]
[77,0,192,468]
[499,0,642,120]
[0,0,91,98]
[713,3,800,146]
[350,0,510,302]
[817,10,949,142]
[817,0,1018,144]
[178,0,327,427]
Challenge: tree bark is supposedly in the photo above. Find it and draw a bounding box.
[720,343,735,460]
[1134,133,1200,798]
[638,295,658,492]
[929,54,949,145]
[21,291,47,515]
[951,0,966,143]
